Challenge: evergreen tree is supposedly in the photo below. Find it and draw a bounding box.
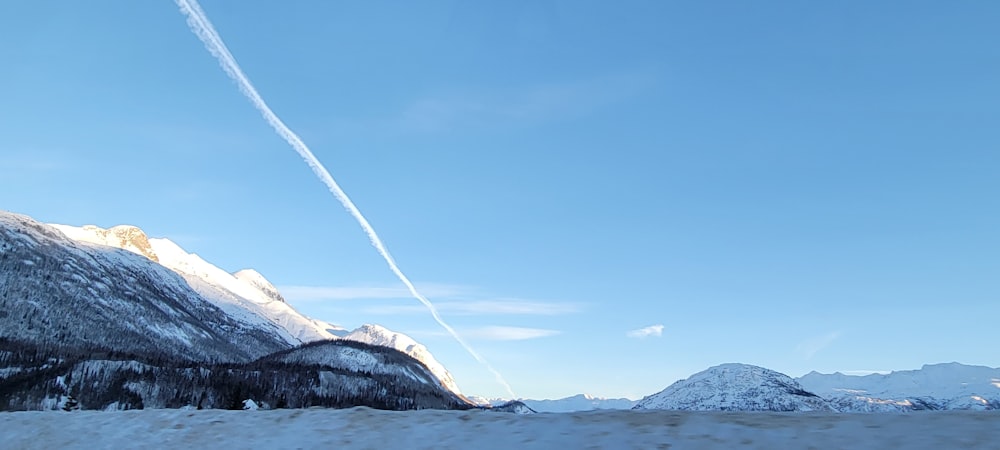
[61,395,79,411]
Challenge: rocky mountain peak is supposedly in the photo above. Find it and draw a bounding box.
[54,223,159,263]
[234,269,286,303]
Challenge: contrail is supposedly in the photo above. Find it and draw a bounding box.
[175,0,516,398]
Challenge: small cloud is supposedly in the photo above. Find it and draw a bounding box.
[394,70,655,133]
[796,331,842,359]
[626,324,664,339]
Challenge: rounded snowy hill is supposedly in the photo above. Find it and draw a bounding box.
[634,363,834,412]
[257,340,470,410]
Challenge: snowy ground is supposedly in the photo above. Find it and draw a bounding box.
[2,408,998,449]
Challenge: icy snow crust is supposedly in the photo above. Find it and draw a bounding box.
[2,408,998,449]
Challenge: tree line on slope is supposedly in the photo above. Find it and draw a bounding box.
[0,338,469,412]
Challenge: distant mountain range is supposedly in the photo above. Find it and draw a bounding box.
[3,210,997,413]
[469,394,637,413]
[492,362,1000,413]
[633,363,1000,412]
[797,362,1000,412]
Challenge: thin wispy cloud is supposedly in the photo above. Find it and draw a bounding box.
[394,71,655,133]
[280,283,581,317]
[158,180,234,202]
[0,153,73,172]
[626,324,664,339]
[421,326,560,341]
[362,300,580,316]
[279,283,470,302]
[796,331,842,359]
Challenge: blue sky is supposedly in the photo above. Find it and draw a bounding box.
[2,1,999,399]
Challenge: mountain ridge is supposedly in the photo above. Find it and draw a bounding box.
[1,211,289,363]
[48,219,461,395]
[0,210,470,410]
[797,362,1000,412]
[632,362,1000,413]
[470,394,638,413]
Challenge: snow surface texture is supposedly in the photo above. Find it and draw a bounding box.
[635,364,833,412]
[49,221,461,395]
[2,408,998,449]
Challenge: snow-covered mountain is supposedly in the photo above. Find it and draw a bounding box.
[0,211,476,411]
[632,362,1000,413]
[263,339,444,392]
[1,211,289,362]
[50,223,341,345]
[48,220,461,395]
[634,364,834,412]
[797,363,1000,411]
[343,324,462,395]
[484,401,537,414]
[0,210,473,411]
[523,394,637,413]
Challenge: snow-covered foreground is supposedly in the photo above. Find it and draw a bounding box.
[2,408,998,449]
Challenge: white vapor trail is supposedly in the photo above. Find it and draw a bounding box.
[175,0,516,398]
